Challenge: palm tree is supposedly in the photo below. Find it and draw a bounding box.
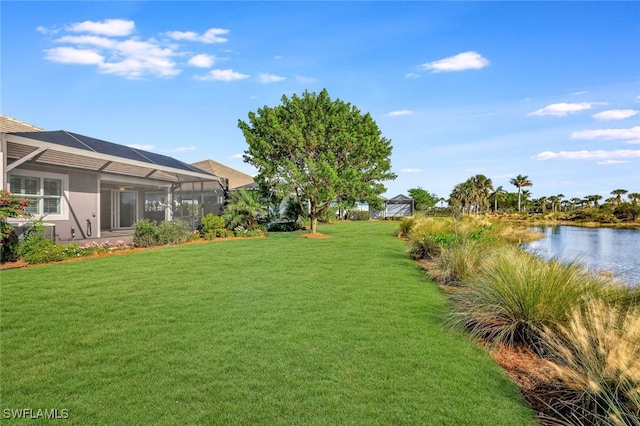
[570,197,582,211]
[539,196,548,213]
[509,174,533,212]
[450,181,474,215]
[585,194,603,208]
[611,189,628,205]
[222,188,267,229]
[521,189,532,212]
[490,186,505,212]
[468,174,493,214]
[628,193,640,206]
[554,194,564,212]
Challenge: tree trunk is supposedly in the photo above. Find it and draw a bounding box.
[310,215,318,234]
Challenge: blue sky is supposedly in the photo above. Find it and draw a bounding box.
[2,1,639,201]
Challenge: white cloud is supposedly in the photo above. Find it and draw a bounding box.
[532,149,640,161]
[571,91,588,96]
[258,73,286,84]
[401,168,424,173]
[37,25,60,35]
[46,32,180,78]
[128,144,155,151]
[44,47,104,64]
[196,69,250,81]
[56,35,117,49]
[68,19,135,37]
[420,51,489,73]
[597,159,629,165]
[592,109,639,121]
[232,153,244,159]
[571,126,640,143]
[387,110,413,117]
[528,102,599,117]
[166,28,229,43]
[405,73,420,79]
[41,19,235,79]
[188,54,216,68]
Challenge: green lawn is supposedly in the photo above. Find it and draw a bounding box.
[1,221,536,425]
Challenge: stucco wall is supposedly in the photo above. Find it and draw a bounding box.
[8,164,98,242]
[66,170,98,241]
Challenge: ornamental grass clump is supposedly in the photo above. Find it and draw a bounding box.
[429,239,500,285]
[449,247,605,351]
[540,299,640,425]
[407,216,457,259]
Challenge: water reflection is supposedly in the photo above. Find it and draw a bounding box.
[523,226,640,286]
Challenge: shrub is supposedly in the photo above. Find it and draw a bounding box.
[449,247,605,351]
[407,217,456,259]
[614,203,640,221]
[19,239,72,264]
[429,240,493,284]
[0,190,30,219]
[1,221,19,262]
[133,219,159,248]
[541,299,640,425]
[245,229,264,237]
[347,210,370,221]
[569,209,619,224]
[394,217,415,238]
[267,221,298,232]
[158,220,190,245]
[219,229,235,238]
[234,226,247,237]
[318,206,338,224]
[200,214,226,238]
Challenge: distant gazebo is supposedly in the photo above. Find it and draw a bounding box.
[371,194,414,219]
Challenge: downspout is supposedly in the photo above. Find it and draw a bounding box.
[1,133,7,190]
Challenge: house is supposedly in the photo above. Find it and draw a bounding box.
[371,194,414,219]
[192,159,255,190]
[171,159,255,222]
[1,115,226,242]
[331,194,414,220]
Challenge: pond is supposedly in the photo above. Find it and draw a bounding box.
[522,225,640,287]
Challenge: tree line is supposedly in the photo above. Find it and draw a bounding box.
[408,175,640,221]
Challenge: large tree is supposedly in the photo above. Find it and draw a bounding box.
[238,89,396,234]
[408,187,438,212]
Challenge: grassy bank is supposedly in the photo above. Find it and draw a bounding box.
[1,222,536,425]
[400,215,640,425]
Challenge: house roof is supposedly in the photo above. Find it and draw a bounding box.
[0,115,44,133]
[388,194,413,203]
[3,129,221,184]
[191,159,255,189]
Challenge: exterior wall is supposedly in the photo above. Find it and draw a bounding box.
[386,202,413,217]
[66,170,98,241]
[7,164,99,242]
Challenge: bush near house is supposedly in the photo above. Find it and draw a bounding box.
[347,210,370,221]
[199,214,226,239]
[132,219,161,248]
[0,190,30,262]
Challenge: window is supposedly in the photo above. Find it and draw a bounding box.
[8,171,68,219]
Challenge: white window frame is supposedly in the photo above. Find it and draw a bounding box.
[8,170,69,220]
